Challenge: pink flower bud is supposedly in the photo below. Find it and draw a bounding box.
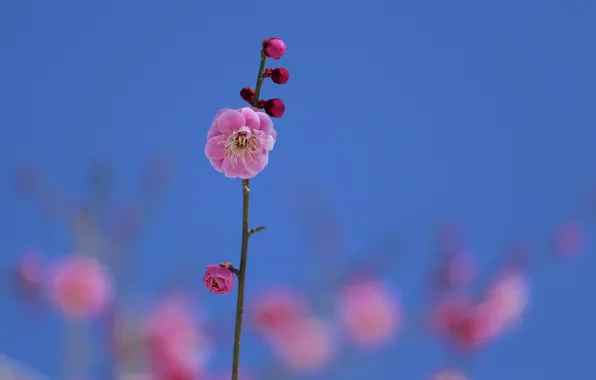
[240,87,255,105]
[271,68,290,84]
[203,264,235,295]
[262,37,286,60]
[264,98,285,118]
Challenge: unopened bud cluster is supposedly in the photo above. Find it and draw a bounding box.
[239,37,289,118]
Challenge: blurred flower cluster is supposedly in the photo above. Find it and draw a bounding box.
[7,160,591,380]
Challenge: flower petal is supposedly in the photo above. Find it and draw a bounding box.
[217,110,245,135]
[205,135,227,160]
[207,122,220,139]
[244,150,268,176]
[257,112,274,134]
[239,108,260,130]
[209,158,224,172]
[222,159,251,179]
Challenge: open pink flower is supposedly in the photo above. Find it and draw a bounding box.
[337,280,401,347]
[146,295,207,380]
[205,107,276,179]
[48,256,112,319]
[270,317,334,372]
[250,288,309,336]
[447,302,500,350]
[203,264,235,295]
[483,269,530,333]
[429,295,472,337]
[430,295,500,350]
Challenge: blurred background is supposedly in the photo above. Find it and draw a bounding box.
[1,0,595,379]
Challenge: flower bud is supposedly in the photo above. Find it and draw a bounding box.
[240,86,255,105]
[262,37,286,60]
[264,98,285,118]
[203,264,235,295]
[271,68,290,84]
[263,68,273,78]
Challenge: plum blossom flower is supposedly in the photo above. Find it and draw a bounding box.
[430,295,500,351]
[203,264,235,295]
[250,288,309,336]
[337,280,401,347]
[205,108,276,179]
[146,294,208,380]
[483,269,530,333]
[48,256,112,319]
[270,317,335,371]
[447,302,500,350]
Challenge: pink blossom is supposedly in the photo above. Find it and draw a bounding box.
[429,295,471,337]
[337,280,401,347]
[262,37,286,59]
[250,288,309,336]
[146,295,208,380]
[447,302,500,350]
[430,295,499,350]
[483,269,530,333]
[205,108,276,178]
[270,317,334,371]
[203,264,235,295]
[555,219,584,257]
[48,256,112,319]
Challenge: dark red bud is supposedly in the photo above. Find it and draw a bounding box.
[257,99,266,109]
[271,68,290,84]
[263,68,273,78]
[240,87,255,105]
[264,98,285,118]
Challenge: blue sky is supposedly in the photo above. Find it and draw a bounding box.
[1,0,595,379]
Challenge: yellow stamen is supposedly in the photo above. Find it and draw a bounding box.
[218,130,260,168]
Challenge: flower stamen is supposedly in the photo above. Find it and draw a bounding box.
[219,128,260,168]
